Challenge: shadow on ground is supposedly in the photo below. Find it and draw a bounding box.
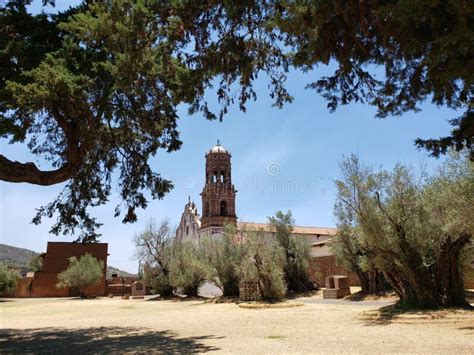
[360,304,474,326]
[0,327,222,353]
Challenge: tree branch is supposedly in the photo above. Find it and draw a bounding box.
[0,154,73,185]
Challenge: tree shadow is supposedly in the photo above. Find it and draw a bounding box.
[0,327,222,353]
[345,291,389,301]
[360,303,474,326]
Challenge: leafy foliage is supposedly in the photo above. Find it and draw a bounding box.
[239,231,287,301]
[56,253,104,297]
[334,152,473,308]
[268,211,313,292]
[331,212,390,294]
[200,225,248,297]
[2,1,472,241]
[27,255,43,272]
[272,1,474,159]
[169,239,207,297]
[0,1,290,241]
[0,263,21,294]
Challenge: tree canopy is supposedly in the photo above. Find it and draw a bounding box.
[334,152,473,308]
[56,253,104,297]
[1,1,472,240]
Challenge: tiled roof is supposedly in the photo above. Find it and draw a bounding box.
[237,222,338,236]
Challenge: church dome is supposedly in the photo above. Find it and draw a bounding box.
[209,140,228,154]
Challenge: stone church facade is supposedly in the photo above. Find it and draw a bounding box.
[176,141,355,285]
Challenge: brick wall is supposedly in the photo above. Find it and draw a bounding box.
[309,255,360,287]
[13,242,108,297]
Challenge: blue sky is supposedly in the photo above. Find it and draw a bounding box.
[0,2,454,272]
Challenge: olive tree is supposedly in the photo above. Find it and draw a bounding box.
[201,225,248,297]
[0,263,21,295]
[335,153,473,308]
[169,240,207,297]
[239,231,287,301]
[331,213,389,294]
[268,211,314,292]
[56,253,104,298]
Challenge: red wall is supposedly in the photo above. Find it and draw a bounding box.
[309,256,360,287]
[15,242,108,297]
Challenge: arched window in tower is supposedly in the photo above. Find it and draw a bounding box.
[220,171,225,183]
[220,201,227,216]
[186,225,189,235]
[205,203,210,217]
[213,171,217,183]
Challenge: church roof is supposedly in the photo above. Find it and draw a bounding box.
[208,140,228,154]
[237,222,338,236]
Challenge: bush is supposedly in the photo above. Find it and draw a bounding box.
[143,262,174,296]
[56,253,104,298]
[269,211,314,292]
[240,232,287,301]
[169,240,207,297]
[0,263,21,294]
[28,255,43,272]
[201,224,248,297]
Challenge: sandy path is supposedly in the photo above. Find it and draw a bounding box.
[1,297,473,353]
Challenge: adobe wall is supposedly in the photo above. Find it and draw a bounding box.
[311,256,474,290]
[464,264,474,290]
[14,242,108,297]
[309,255,360,287]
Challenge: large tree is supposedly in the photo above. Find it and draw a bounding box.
[134,218,175,297]
[272,1,473,159]
[268,211,314,292]
[0,1,288,241]
[335,153,473,308]
[2,1,472,241]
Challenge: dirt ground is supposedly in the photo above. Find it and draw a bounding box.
[1,293,473,354]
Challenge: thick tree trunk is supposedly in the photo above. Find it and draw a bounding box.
[382,235,471,308]
[434,235,471,308]
[184,285,200,298]
[358,270,388,294]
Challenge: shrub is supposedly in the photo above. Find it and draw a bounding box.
[56,253,104,298]
[240,231,287,301]
[201,224,248,297]
[269,211,314,292]
[169,240,207,297]
[28,255,43,272]
[0,263,21,294]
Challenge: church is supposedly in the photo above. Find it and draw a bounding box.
[176,141,356,285]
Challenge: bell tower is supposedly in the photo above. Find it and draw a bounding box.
[200,140,237,230]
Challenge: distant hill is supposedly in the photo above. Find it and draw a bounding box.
[0,244,39,269]
[106,265,137,278]
[0,243,136,278]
